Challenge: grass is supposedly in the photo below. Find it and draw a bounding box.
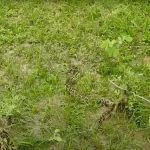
[0,0,150,149]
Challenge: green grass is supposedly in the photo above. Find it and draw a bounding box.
[0,0,150,149]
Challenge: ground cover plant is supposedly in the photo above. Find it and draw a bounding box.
[0,0,150,149]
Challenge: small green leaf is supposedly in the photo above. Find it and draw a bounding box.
[121,35,126,41]
[55,129,60,133]
[118,37,123,44]
[101,39,110,49]
[122,35,133,42]
[53,136,62,142]
[125,36,133,42]
[113,49,119,57]
[49,137,54,141]
[106,47,119,57]
[109,40,116,47]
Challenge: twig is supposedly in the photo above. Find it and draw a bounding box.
[109,79,150,104]
[108,79,126,91]
[132,92,150,104]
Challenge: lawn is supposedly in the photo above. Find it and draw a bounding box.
[0,0,150,149]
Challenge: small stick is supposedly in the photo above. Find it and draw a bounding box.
[109,79,150,104]
[132,92,150,104]
[108,79,126,91]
